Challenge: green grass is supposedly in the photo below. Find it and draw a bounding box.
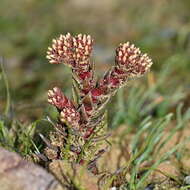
[99,104,190,189]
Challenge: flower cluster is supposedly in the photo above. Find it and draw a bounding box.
[115,42,152,76]
[48,87,80,129]
[79,42,153,122]
[47,33,95,98]
[48,87,73,110]
[46,33,93,66]
[96,42,152,97]
[43,33,153,173]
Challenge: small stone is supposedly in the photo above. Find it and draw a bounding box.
[110,187,117,190]
[145,184,154,190]
[184,176,190,185]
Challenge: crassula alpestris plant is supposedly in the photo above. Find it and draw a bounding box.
[41,33,153,174]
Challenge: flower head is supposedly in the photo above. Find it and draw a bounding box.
[48,87,80,129]
[60,107,80,129]
[46,33,93,69]
[115,42,153,77]
[48,87,74,110]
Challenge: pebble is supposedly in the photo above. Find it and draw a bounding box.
[110,187,117,190]
[184,176,190,185]
[145,184,155,190]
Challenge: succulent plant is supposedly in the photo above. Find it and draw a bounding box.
[41,33,153,174]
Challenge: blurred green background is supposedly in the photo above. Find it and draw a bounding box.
[0,0,190,126]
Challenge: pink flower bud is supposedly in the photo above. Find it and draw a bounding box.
[91,88,103,97]
[48,87,74,110]
[60,107,80,129]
